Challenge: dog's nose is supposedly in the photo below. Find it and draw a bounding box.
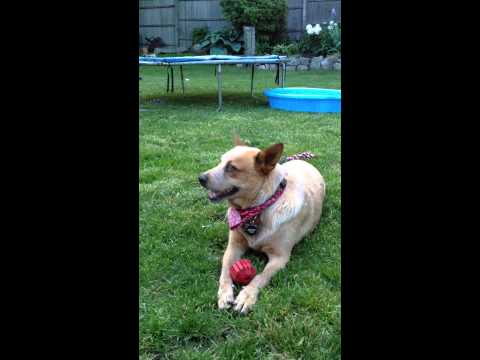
[198,173,208,187]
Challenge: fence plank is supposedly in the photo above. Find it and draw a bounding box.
[288,0,304,8]
[287,7,303,40]
[178,0,224,19]
[139,0,174,7]
[306,0,341,24]
[139,0,177,47]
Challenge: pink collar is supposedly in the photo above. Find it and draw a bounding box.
[227,179,287,231]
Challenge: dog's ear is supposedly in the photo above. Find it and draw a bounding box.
[255,143,284,175]
[233,134,246,146]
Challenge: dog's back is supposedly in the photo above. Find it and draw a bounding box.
[281,160,326,242]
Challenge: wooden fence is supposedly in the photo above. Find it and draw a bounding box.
[139,0,341,51]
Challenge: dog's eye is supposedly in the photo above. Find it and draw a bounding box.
[225,162,238,172]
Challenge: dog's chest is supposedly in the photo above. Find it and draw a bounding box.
[239,215,272,249]
[241,231,265,250]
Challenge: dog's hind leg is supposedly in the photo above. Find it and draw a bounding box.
[218,231,248,309]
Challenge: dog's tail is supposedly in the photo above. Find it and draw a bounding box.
[280,151,315,164]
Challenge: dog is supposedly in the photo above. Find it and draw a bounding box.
[198,137,326,313]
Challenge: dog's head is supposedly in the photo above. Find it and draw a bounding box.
[198,137,284,203]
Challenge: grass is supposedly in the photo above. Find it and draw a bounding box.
[139,63,341,360]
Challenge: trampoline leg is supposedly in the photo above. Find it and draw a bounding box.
[278,64,283,87]
[282,63,286,87]
[180,65,185,94]
[216,64,223,111]
[166,68,170,93]
[275,63,280,85]
[250,64,255,96]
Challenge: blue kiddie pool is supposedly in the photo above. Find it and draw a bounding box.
[264,87,341,113]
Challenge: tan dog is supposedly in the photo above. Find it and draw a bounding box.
[198,138,326,313]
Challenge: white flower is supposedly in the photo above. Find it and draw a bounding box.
[327,25,333,30]
[313,24,322,35]
[306,24,314,35]
[329,20,335,25]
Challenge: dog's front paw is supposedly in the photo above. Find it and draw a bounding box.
[233,285,259,314]
[217,284,234,310]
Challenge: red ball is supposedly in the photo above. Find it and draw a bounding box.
[230,259,256,285]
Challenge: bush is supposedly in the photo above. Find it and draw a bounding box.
[299,22,341,57]
[145,36,166,53]
[192,26,209,45]
[194,27,244,55]
[272,42,299,56]
[220,0,287,48]
[256,40,272,55]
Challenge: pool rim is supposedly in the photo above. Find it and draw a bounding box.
[264,87,341,100]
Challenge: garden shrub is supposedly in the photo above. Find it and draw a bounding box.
[193,27,244,55]
[272,42,299,56]
[220,0,288,49]
[256,40,272,55]
[299,21,341,57]
[192,26,209,45]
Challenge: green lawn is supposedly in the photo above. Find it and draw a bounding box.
[139,64,341,360]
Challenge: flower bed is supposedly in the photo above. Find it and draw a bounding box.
[255,20,341,71]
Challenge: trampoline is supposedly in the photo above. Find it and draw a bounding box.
[139,55,288,111]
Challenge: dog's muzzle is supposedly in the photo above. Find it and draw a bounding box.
[198,173,208,188]
[207,186,239,202]
[198,172,239,202]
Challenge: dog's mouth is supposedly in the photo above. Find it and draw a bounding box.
[207,186,239,202]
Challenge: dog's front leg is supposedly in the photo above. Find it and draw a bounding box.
[234,249,291,314]
[218,231,248,309]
